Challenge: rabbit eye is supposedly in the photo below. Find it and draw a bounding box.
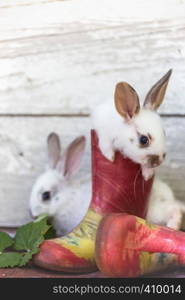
[42,191,51,201]
[139,135,149,147]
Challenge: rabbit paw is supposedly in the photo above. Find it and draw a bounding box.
[99,140,115,161]
[142,166,154,181]
[166,208,183,230]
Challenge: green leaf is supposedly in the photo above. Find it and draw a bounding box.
[33,213,49,223]
[0,232,14,252]
[44,226,56,239]
[14,215,51,251]
[0,252,22,268]
[19,248,39,267]
[0,214,55,269]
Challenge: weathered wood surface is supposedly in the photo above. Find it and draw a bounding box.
[0,262,185,278]
[1,266,185,278]
[0,0,185,115]
[0,266,105,278]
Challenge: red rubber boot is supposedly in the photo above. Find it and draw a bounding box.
[95,213,185,277]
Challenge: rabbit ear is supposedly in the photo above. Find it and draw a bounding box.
[62,136,86,179]
[143,69,172,110]
[114,82,140,120]
[47,132,61,169]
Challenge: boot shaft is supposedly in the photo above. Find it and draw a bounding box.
[90,130,154,217]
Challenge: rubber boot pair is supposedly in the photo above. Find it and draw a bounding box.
[33,130,185,277]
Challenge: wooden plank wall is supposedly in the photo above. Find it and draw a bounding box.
[0,0,185,226]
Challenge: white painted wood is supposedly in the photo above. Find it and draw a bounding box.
[0,116,184,226]
[0,0,185,115]
[0,117,91,175]
[0,174,33,226]
[0,0,67,8]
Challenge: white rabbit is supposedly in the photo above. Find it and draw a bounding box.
[91,69,185,230]
[29,133,91,236]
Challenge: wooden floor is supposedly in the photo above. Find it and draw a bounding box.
[0,266,104,278]
[1,265,185,278]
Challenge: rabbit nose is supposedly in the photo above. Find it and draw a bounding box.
[147,155,161,168]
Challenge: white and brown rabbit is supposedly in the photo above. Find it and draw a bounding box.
[29,133,91,236]
[92,69,185,230]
